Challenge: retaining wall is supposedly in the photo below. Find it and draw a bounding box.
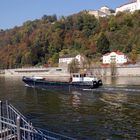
[91,66,140,77]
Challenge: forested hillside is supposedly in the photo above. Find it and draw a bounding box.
[0,10,140,69]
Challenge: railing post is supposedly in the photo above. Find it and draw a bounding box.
[28,122,33,140]
[16,116,21,140]
[6,100,9,120]
[0,101,2,131]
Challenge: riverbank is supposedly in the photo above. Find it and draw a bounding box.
[2,67,70,82]
[90,65,140,77]
[1,65,140,78]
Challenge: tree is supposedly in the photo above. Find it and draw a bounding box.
[130,47,138,63]
[96,32,110,54]
[49,53,59,66]
[68,59,79,73]
[42,14,57,22]
[108,16,118,31]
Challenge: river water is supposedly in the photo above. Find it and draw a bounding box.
[0,76,140,140]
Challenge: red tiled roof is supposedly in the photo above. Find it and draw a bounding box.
[104,51,124,56]
[116,51,124,55]
[104,52,110,56]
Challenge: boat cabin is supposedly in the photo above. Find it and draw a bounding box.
[72,73,86,82]
[71,73,97,82]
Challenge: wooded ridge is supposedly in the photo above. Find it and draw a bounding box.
[0,10,140,68]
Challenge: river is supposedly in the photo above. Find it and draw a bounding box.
[0,76,140,140]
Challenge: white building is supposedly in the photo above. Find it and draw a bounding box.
[116,0,140,13]
[88,6,114,18]
[103,51,128,64]
[59,54,84,67]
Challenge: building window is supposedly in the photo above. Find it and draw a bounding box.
[56,69,62,71]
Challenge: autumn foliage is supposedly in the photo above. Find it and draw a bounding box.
[0,11,140,68]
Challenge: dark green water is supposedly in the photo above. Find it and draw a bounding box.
[0,76,140,140]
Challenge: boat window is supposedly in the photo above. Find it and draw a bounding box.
[72,74,80,77]
[83,74,86,77]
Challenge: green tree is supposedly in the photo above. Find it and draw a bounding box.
[109,16,118,31]
[130,47,138,63]
[68,59,79,73]
[96,32,110,54]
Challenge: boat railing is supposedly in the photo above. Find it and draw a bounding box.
[0,101,76,140]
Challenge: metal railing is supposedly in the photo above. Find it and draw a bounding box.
[0,101,76,140]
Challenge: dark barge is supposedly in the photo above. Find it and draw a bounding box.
[22,73,103,90]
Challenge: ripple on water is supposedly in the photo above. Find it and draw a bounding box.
[0,77,140,139]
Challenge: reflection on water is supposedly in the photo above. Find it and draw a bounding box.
[103,76,140,86]
[71,91,81,109]
[0,76,140,139]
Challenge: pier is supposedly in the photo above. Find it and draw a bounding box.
[0,101,75,140]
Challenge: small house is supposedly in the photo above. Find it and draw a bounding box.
[103,51,128,64]
[59,54,84,67]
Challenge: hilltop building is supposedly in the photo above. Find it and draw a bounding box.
[103,51,128,65]
[88,1,140,18]
[116,0,140,13]
[88,6,115,18]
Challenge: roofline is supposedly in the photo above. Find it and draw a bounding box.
[117,0,137,9]
[103,51,125,56]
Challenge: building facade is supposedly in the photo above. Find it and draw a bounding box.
[116,0,140,13]
[103,51,128,64]
[88,6,114,18]
[59,54,84,67]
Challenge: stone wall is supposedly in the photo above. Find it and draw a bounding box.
[91,66,140,77]
[3,66,140,79]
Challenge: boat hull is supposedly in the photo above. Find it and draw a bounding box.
[22,76,102,90]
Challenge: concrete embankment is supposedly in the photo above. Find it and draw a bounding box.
[3,67,71,82]
[91,66,140,77]
[2,66,140,82]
